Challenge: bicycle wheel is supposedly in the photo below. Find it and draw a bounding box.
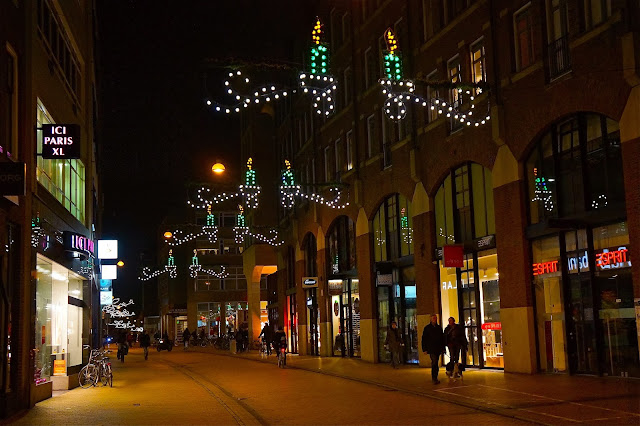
[106,363,113,387]
[78,364,97,388]
[99,363,109,386]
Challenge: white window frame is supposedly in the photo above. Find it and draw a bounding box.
[334,138,342,176]
[344,67,352,106]
[470,37,486,96]
[426,69,439,123]
[364,47,374,88]
[324,146,331,181]
[367,114,376,158]
[514,3,534,72]
[346,130,354,170]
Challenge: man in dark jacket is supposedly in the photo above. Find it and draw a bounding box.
[422,314,445,384]
[258,322,273,355]
[444,317,468,376]
[183,327,191,350]
[384,321,403,369]
[140,330,151,360]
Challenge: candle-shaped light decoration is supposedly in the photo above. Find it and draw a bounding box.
[310,18,329,74]
[282,160,295,186]
[384,28,403,80]
[167,249,175,267]
[206,205,216,226]
[237,205,246,227]
[245,157,256,186]
[191,249,199,266]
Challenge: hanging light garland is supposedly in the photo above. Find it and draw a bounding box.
[232,205,284,247]
[102,298,136,318]
[400,207,413,245]
[188,158,261,210]
[379,28,490,125]
[189,249,230,278]
[206,18,337,118]
[138,249,178,281]
[279,160,350,210]
[165,206,219,247]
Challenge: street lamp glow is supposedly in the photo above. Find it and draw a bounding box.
[117,260,124,267]
[164,231,173,239]
[212,162,226,174]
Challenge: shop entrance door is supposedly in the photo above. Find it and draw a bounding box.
[458,254,482,368]
[306,289,319,356]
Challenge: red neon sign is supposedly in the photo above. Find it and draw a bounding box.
[481,322,502,330]
[532,260,559,276]
[595,248,628,269]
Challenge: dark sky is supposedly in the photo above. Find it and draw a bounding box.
[96,1,316,304]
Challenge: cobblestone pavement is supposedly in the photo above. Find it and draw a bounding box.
[10,345,640,425]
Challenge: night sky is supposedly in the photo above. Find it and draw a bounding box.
[97,1,316,305]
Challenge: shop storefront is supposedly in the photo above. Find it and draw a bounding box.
[225,301,248,333]
[326,216,359,358]
[303,233,320,355]
[373,194,418,364]
[35,254,88,388]
[527,113,639,377]
[286,293,298,353]
[196,302,221,338]
[435,163,502,369]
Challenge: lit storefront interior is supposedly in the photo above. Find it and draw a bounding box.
[327,216,360,358]
[35,255,87,388]
[435,163,502,369]
[373,194,418,364]
[527,113,638,377]
[303,233,320,355]
[197,302,221,338]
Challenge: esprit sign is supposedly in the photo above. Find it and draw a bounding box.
[596,247,630,270]
[302,277,319,288]
[63,231,94,259]
[533,260,559,276]
[41,124,80,159]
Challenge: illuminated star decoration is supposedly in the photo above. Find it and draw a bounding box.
[188,158,261,210]
[400,207,413,244]
[102,298,136,318]
[379,28,490,125]
[299,17,337,117]
[138,249,178,281]
[205,69,291,114]
[189,249,230,279]
[279,160,350,209]
[530,168,555,212]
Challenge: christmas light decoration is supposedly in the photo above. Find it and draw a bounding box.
[108,319,143,333]
[232,205,283,246]
[165,208,218,248]
[280,160,350,209]
[531,168,555,212]
[189,249,230,278]
[591,194,608,210]
[378,28,490,125]
[310,17,329,75]
[188,158,261,210]
[102,298,135,318]
[400,207,413,244]
[205,69,292,115]
[138,249,178,281]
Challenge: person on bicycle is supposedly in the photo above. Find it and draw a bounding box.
[258,322,273,355]
[274,326,287,365]
[140,330,151,360]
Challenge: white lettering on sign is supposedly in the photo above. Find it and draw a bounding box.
[477,236,492,248]
[71,234,94,255]
[442,281,457,290]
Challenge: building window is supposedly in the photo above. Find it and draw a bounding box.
[304,233,317,276]
[373,194,413,262]
[526,113,623,224]
[327,216,356,273]
[365,47,378,89]
[324,145,332,181]
[435,163,495,246]
[514,4,535,71]
[366,114,377,158]
[584,0,611,29]
[36,100,86,223]
[470,38,486,95]
[334,138,343,177]
[447,0,469,23]
[547,0,571,78]
[425,69,439,124]
[346,130,354,170]
[342,12,351,42]
[6,45,18,159]
[448,56,463,131]
[344,67,353,106]
[331,10,343,50]
[36,0,81,102]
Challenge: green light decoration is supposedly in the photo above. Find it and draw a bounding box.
[310,18,329,74]
[245,157,256,186]
[236,205,246,228]
[167,249,175,267]
[531,168,555,212]
[206,205,216,226]
[282,160,295,186]
[191,249,199,266]
[384,28,403,80]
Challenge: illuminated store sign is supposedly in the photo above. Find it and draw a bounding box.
[302,277,319,288]
[533,260,559,276]
[481,322,502,330]
[63,231,94,259]
[41,124,81,159]
[596,247,631,270]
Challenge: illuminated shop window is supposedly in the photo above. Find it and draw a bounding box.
[36,100,85,224]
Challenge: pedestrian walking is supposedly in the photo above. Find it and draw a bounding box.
[183,327,191,350]
[384,321,404,368]
[444,317,468,378]
[140,330,151,360]
[117,331,128,363]
[421,314,445,384]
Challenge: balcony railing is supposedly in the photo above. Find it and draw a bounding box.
[548,35,572,79]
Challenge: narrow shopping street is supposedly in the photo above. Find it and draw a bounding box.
[12,347,640,425]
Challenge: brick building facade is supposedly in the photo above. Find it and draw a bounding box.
[238,0,640,378]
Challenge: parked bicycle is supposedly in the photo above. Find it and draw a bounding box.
[79,347,112,388]
[213,335,231,350]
